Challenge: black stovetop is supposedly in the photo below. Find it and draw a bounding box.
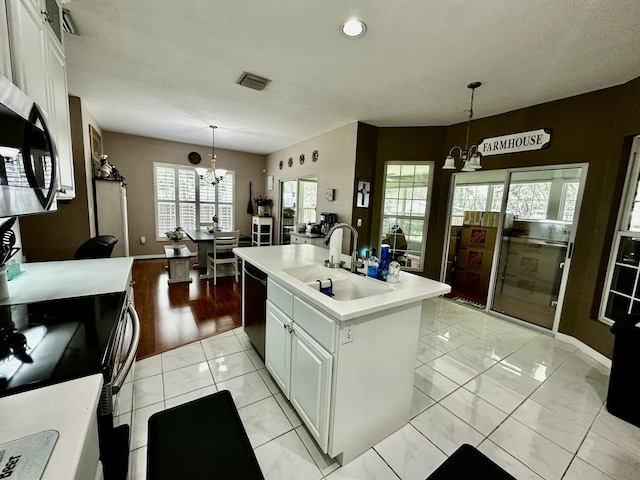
[0,292,126,397]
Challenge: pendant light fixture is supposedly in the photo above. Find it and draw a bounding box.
[196,125,225,185]
[443,82,483,172]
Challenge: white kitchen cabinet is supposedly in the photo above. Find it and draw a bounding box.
[265,301,292,396]
[94,179,129,257]
[290,233,328,248]
[290,324,333,452]
[5,0,75,199]
[252,216,273,246]
[0,1,11,78]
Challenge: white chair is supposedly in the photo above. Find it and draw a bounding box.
[207,230,240,285]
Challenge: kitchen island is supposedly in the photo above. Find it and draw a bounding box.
[234,244,450,465]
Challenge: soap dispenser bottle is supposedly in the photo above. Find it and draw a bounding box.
[367,248,379,278]
[377,244,390,281]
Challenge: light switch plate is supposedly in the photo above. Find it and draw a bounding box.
[326,188,335,201]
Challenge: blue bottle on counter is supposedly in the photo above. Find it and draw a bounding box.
[367,248,379,278]
[378,244,390,281]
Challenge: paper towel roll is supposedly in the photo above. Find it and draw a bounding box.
[329,228,343,265]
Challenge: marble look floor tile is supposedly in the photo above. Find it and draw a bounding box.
[415,340,445,364]
[420,331,462,353]
[160,342,206,372]
[201,334,245,360]
[577,431,640,480]
[590,409,640,456]
[498,347,566,383]
[295,426,340,477]
[461,337,515,361]
[134,355,162,380]
[437,324,478,345]
[114,410,131,430]
[234,330,253,350]
[446,344,498,373]
[374,424,446,480]
[529,376,604,429]
[238,396,293,448]
[464,373,525,414]
[128,446,147,480]
[411,404,484,456]
[258,367,280,395]
[131,401,165,450]
[164,385,217,410]
[512,398,588,453]
[216,371,271,408]
[162,362,214,399]
[114,380,134,416]
[477,440,545,480]
[427,354,480,385]
[483,361,543,397]
[489,417,573,480]
[208,350,256,382]
[326,449,398,480]
[414,364,459,401]
[274,392,302,428]
[133,374,164,410]
[563,457,615,480]
[440,387,508,436]
[246,348,266,369]
[410,387,435,419]
[254,430,323,480]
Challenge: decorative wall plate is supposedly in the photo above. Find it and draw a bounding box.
[288,157,293,168]
[279,160,283,170]
[188,151,201,164]
[312,150,319,162]
[299,154,305,165]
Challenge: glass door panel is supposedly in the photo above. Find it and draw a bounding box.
[490,167,585,329]
[280,180,297,244]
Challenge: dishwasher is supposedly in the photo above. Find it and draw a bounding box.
[243,261,267,360]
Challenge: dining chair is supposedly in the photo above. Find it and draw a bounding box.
[207,230,240,285]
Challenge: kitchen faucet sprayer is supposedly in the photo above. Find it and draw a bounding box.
[323,223,364,273]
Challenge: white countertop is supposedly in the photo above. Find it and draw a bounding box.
[234,245,451,320]
[0,374,103,479]
[1,257,134,305]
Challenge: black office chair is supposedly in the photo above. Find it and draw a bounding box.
[74,235,118,259]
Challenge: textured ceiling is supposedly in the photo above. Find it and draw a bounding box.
[63,0,640,155]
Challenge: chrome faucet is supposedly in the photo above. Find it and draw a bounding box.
[323,223,364,273]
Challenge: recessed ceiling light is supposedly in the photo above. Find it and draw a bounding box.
[340,19,366,38]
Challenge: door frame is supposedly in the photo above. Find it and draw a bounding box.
[441,163,589,334]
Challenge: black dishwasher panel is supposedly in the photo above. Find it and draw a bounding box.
[243,262,267,360]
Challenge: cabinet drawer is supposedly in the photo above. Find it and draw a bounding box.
[293,297,336,353]
[267,279,293,317]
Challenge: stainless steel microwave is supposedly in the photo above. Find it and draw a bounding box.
[0,74,57,217]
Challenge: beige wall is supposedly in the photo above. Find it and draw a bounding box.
[102,132,266,256]
[266,123,358,252]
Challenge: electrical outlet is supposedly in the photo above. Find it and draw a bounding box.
[357,218,362,227]
[341,323,354,344]
[140,236,146,244]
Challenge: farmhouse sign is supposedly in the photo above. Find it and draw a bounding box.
[478,128,551,156]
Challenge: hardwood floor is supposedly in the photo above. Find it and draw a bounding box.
[132,258,242,360]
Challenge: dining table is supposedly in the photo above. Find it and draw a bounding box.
[184,229,251,278]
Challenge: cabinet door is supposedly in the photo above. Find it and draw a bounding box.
[265,301,291,396]
[45,34,75,199]
[290,325,333,453]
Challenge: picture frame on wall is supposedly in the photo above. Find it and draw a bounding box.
[89,125,102,163]
[356,179,370,208]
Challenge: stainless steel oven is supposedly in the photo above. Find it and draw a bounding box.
[0,291,140,480]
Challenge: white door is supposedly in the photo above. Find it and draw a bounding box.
[265,301,291,396]
[290,325,333,453]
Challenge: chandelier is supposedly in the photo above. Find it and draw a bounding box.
[442,82,483,172]
[196,125,225,185]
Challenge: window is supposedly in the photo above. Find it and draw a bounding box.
[379,162,433,271]
[505,182,551,219]
[453,184,503,217]
[154,162,234,238]
[298,177,317,224]
[601,138,640,324]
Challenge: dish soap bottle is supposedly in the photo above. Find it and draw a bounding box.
[377,244,390,281]
[367,248,379,278]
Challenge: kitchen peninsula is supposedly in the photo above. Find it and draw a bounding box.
[234,244,450,465]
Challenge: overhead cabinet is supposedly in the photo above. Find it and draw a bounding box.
[5,0,75,199]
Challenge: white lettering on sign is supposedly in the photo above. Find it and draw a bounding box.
[478,129,551,156]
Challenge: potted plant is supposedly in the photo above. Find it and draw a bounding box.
[253,196,273,217]
[165,227,185,248]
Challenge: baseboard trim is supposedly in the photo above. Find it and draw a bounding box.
[555,332,612,369]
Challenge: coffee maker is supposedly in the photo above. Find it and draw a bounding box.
[320,212,337,234]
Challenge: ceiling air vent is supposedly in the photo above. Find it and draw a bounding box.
[236,72,271,91]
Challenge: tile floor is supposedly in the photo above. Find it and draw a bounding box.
[121,297,640,480]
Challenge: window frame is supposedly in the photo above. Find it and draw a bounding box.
[378,161,434,272]
[153,161,235,240]
[599,136,640,325]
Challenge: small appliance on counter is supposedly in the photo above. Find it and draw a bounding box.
[320,212,338,235]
